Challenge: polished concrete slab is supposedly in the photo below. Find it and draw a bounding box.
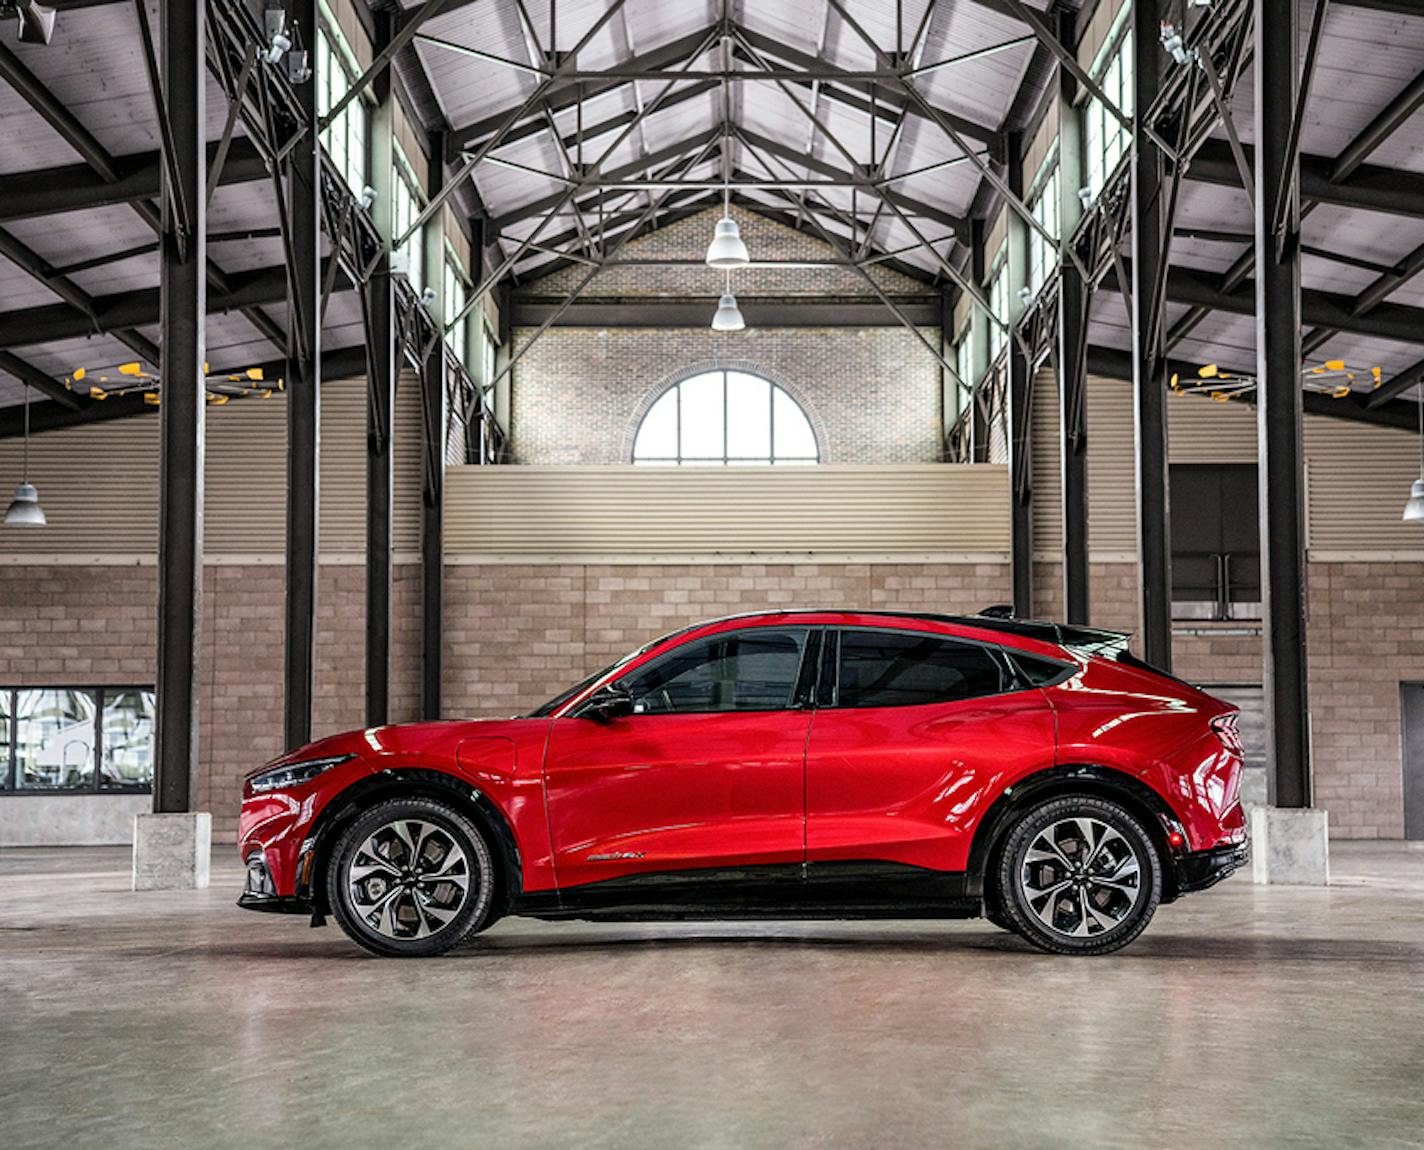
[2,843,1423,1149]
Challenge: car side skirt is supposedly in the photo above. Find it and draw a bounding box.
[510,861,981,921]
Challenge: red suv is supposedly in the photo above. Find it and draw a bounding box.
[238,611,1247,957]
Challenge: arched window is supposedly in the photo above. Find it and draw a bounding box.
[633,370,819,465]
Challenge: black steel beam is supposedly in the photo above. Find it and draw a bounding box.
[1085,344,1423,431]
[0,139,266,222]
[0,350,82,410]
[508,296,941,327]
[1190,138,1424,221]
[1131,0,1172,671]
[1255,0,1312,809]
[1371,352,1424,408]
[284,0,322,753]
[420,343,445,721]
[0,41,120,180]
[1333,65,1424,183]
[152,0,205,815]
[0,346,370,438]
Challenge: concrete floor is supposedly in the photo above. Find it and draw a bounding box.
[2,846,1423,1150]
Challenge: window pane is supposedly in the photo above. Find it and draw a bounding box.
[622,630,808,713]
[677,373,725,460]
[772,386,816,459]
[726,372,771,460]
[0,690,10,788]
[16,688,96,789]
[101,689,155,788]
[837,631,1002,709]
[633,389,679,461]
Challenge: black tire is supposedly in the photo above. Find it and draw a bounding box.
[996,794,1162,956]
[327,796,496,958]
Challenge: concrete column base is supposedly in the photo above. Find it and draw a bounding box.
[1249,806,1329,885]
[132,812,212,891]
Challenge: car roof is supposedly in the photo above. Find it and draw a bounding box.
[678,609,1130,655]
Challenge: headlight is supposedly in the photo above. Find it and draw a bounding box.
[247,754,354,793]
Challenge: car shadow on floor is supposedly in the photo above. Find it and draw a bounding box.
[202,925,1424,965]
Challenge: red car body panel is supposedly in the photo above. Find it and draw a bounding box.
[238,611,1246,911]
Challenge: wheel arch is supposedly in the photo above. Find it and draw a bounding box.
[303,767,523,917]
[967,764,1185,903]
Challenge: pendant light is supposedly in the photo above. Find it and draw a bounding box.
[1404,382,1424,521]
[711,270,745,332]
[705,95,749,269]
[4,384,46,528]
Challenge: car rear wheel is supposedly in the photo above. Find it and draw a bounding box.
[996,795,1162,956]
[327,797,495,958]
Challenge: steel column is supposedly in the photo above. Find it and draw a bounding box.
[284,0,322,751]
[152,0,205,813]
[1130,0,1172,669]
[420,343,446,720]
[1255,0,1312,809]
[1006,135,1033,618]
[364,14,397,728]
[970,219,990,464]
[1056,9,1089,625]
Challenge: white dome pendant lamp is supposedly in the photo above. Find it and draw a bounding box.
[5,384,47,528]
[711,270,745,332]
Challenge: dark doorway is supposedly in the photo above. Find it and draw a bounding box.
[1401,683,1424,840]
[1170,464,1261,620]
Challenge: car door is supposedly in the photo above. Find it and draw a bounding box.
[804,627,1056,874]
[542,626,816,891]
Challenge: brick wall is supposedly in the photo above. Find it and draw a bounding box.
[442,561,1012,718]
[0,562,422,841]
[509,206,944,466]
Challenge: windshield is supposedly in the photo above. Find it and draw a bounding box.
[525,631,677,717]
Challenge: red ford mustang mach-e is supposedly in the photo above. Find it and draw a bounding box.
[238,610,1247,957]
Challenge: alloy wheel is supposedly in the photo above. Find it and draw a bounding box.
[1017,816,1142,939]
[347,819,472,941]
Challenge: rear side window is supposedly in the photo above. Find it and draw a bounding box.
[835,630,1003,709]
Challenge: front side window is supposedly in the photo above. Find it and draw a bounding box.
[633,370,818,465]
[834,631,1003,709]
[620,629,810,714]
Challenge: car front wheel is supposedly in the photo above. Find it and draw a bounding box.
[996,795,1162,956]
[327,797,495,957]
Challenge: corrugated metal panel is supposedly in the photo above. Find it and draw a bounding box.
[393,369,424,553]
[1304,415,1423,553]
[1086,374,1136,555]
[318,378,369,554]
[444,464,1011,557]
[1031,368,1062,552]
[205,396,287,554]
[1167,391,1258,463]
[0,418,159,553]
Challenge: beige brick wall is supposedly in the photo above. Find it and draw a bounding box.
[442,562,1012,719]
[0,562,422,840]
[510,206,945,467]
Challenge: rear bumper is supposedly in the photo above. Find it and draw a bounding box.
[1173,842,1249,894]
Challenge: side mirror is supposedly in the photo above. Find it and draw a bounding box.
[580,684,634,723]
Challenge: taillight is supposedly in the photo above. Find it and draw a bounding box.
[1210,712,1243,755]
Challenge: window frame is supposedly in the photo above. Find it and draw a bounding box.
[988,244,1010,361]
[1026,151,1060,298]
[1082,1,1134,198]
[819,627,1020,710]
[1,684,156,795]
[392,142,426,294]
[594,626,816,717]
[443,241,470,366]
[633,369,819,466]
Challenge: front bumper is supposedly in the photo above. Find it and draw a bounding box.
[1173,842,1249,894]
[237,850,311,915]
